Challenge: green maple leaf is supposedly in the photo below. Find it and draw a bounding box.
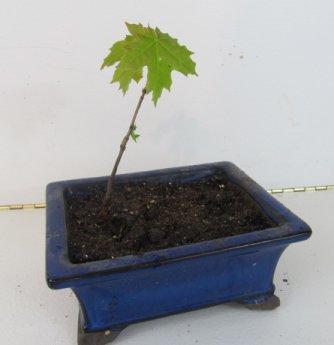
[101,23,197,105]
[130,124,140,142]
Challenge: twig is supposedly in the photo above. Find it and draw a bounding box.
[100,87,147,216]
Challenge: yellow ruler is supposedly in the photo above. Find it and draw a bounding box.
[1,184,333,211]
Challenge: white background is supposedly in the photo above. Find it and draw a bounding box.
[1,3,333,344]
[1,0,333,204]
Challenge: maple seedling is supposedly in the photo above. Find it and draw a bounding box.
[100,22,197,214]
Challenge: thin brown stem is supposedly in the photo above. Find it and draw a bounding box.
[100,87,147,216]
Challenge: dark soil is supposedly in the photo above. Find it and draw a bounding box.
[66,174,276,263]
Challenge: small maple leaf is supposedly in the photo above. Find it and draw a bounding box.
[130,124,140,142]
[101,23,197,105]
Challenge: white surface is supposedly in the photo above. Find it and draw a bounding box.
[1,190,333,345]
[1,0,334,205]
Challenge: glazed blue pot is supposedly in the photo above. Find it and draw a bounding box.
[46,162,311,345]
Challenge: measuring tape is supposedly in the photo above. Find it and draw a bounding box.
[1,184,333,211]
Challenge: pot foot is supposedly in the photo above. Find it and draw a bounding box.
[78,312,124,345]
[238,294,280,310]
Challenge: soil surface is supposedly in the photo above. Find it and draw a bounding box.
[67,174,276,263]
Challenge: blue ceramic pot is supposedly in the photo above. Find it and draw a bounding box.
[46,162,311,344]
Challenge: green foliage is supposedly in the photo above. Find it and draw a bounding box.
[101,23,197,105]
[130,124,140,142]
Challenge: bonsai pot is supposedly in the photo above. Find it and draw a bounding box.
[46,162,311,345]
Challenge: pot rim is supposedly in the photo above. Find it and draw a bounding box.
[46,161,311,288]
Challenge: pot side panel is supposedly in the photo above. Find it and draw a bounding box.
[74,244,286,331]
